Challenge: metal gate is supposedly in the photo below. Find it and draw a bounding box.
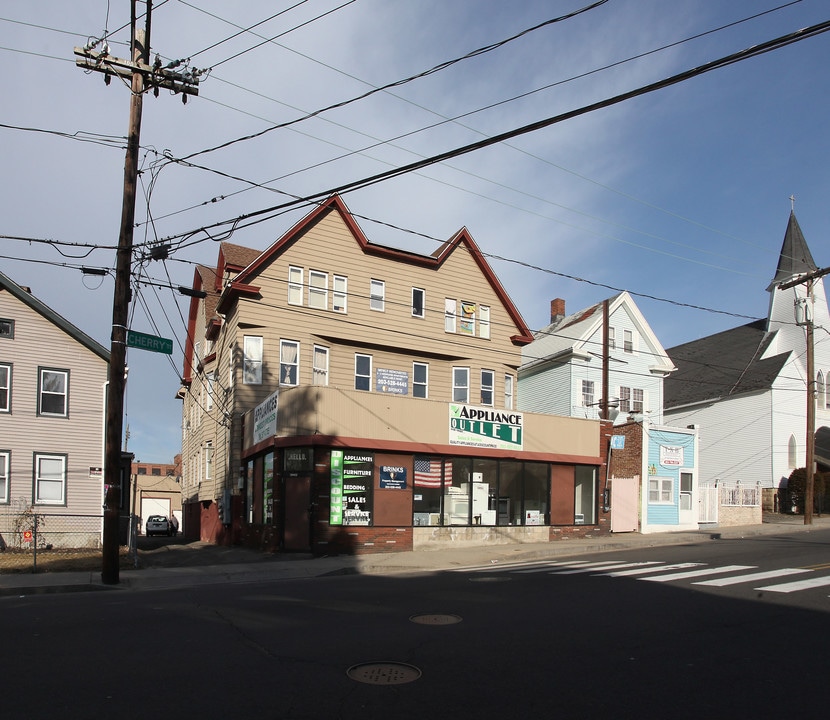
[698,481,719,524]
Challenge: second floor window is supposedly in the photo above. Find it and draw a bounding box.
[355,354,372,391]
[205,441,213,480]
[619,387,644,414]
[280,340,299,386]
[0,451,7,502]
[582,380,594,407]
[0,363,10,412]
[313,345,329,386]
[370,280,385,311]
[504,374,514,410]
[481,369,494,406]
[243,336,262,385]
[38,368,68,417]
[453,367,469,403]
[413,362,428,398]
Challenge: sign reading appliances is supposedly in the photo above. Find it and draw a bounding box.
[449,404,523,450]
[330,451,373,526]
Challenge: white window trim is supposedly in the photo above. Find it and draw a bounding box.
[280,339,300,387]
[504,374,514,410]
[0,450,8,503]
[370,279,385,312]
[313,345,329,386]
[243,336,263,385]
[34,453,67,506]
[355,353,372,391]
[413,361,428,399]
[0,362,10,413]
[333,275,348,313]
[452,366,470,403]
[648,476,673,504]
[445,298,456,333]
[481,369,494,406]
[412,287,425,318]
[582,380,595,407]
[38,367,68,417]
[308,270,328,310]
[288,266,304,306]
[205,441,213,480]
[623,329,635,354]
[479,305,491,339]
[206,373,215,411]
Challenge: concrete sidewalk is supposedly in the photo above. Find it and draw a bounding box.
[1,514,827,596]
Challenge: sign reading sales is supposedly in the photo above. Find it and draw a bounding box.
[449,403,523,451]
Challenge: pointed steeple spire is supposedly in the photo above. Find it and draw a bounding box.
[767,210,817,290]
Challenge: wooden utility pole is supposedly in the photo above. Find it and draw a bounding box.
[76,1,198,583]
[780,267,830,526]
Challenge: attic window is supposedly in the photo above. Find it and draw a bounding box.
[0,319,13,339]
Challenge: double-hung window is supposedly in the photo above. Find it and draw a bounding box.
[608,326,616,349]
[0,319,13,339]
[370,280,385,311]
[452,367,469,403]
[205,373,215,411]
[413,362,428,398]
[312,345,329,386]
[481,369,494,406]
[355,354,372,391]
[624,329,634,353]
[412,288,425,318]
[649,476,673,504]
[308,270,328,310]
[632,388,644,413]
[504,374,514,410]
[243,336,263,385]
[333,275,348,313]
[479,306,491,339]
[205,441,213,480]
[280,340,300,386]
[0,363,10,412]
[0,451,8,503]
[34,453,66,505]
[445,298,456,333]
[582,380,595,407]
[288,266,304,305]
[38,368,68,417]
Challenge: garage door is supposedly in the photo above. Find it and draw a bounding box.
[141,497,171,533]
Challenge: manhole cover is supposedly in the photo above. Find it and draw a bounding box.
[410,613,462,625]
[347,662,422,685]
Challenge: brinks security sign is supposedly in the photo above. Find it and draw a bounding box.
[449,403,523,451]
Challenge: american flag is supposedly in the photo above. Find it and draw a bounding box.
[414,458,442,488]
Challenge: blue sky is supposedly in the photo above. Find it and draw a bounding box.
[2,0,829,462]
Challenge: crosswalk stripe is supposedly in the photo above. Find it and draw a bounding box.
[553,561,658,575]
[640,565,756,582]
[602,562,703,577]
[754,575,830,593]
[453,559,589,573]
[693,568,811,587]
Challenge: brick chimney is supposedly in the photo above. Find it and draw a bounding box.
[550,298,565,324]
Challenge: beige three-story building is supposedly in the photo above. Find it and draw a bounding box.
[180,195,610,553]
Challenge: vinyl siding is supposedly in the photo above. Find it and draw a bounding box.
[0,290,107,513]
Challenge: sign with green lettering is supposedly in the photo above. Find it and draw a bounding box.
[126,329,173,355]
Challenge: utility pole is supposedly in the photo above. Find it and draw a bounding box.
[75,1,198,583]
[780,266,830,526]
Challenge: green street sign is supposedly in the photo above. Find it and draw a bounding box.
[126,329,173,355]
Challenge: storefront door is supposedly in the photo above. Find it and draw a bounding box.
[284,476,311,550]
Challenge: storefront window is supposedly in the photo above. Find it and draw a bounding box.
[445,458,472,524]
[413,456,445,526]
[524,462,549,525]
[472,458,497,525]
[574,465,597,525]
[499,461,522,526]
[263,452,274,524]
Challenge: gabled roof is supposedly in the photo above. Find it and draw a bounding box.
[217,194,533,344]
[216,242,261,293]
[664,320,790,409]
[521,291,675,373]
[0,269,109,362]
[767,211,817,290]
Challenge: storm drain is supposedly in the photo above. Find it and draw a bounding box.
[409,613,462,626]
[347,662,421,685]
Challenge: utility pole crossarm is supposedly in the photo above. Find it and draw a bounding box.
[74,47,199,97]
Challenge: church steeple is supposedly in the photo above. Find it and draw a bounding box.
[767,210,817,291]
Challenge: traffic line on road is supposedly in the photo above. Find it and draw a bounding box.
[553,561,662,575]
[640,565,756,582]
[601,562,703,577]
[693,568,811,587]
[754,575,830,593]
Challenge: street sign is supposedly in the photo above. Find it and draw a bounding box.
[126,329,173,355]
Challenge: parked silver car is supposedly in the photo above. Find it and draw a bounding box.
[145,515,172,537]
